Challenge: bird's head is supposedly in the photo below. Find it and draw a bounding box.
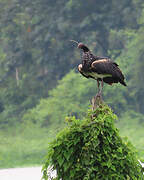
[77,43,89,52]
[70,40,90,52]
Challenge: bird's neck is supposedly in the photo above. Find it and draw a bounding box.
[82,46,90,52]
[82,55,92,70]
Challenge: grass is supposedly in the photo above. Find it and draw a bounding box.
[0,109,144,169]
[116,111,144,161]
[0,123,56,169]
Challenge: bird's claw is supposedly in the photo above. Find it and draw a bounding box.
[96,91,102,98]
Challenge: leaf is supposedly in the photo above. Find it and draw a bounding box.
[57,155,65,167]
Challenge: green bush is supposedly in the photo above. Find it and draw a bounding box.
[42,105,143,180]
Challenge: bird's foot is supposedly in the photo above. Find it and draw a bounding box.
[91,92,103,111]
[95,92,102,99]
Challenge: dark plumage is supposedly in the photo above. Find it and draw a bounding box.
[77,43,126,95]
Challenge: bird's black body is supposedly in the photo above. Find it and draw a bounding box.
[77,43,126,87]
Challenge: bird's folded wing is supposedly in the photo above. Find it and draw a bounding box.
[91,59,123,78]
[94,56,109,60]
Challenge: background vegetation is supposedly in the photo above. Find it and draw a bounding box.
[0,0,144,168]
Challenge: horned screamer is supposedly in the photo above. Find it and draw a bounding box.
[71,40,127,97]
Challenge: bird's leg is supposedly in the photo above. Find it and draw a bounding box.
[96,80,100,95]
[95,79,102,98]
[99,79,104,96]
[91,79,103,110]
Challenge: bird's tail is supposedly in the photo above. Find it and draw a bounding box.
[120,80,127,86]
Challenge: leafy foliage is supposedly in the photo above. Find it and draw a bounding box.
[0,0,142,126]
[42,105,143,180]
[22,71,94,128]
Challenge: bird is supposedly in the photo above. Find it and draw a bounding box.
[71,40,127,97]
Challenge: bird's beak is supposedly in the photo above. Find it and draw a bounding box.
[70,40,79,47]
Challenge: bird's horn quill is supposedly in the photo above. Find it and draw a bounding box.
[69,40,79,44]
